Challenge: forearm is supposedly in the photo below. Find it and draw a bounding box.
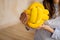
[42,25,54,33]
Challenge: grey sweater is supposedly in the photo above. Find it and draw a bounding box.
[34,4,60,40]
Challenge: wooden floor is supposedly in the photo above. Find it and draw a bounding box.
[0,22,35,40]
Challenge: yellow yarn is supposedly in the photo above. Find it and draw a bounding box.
[24,2,49,29]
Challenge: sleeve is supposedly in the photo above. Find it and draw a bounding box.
[45,17,60,40]
[45,17,60,28]
[51,27,60,40]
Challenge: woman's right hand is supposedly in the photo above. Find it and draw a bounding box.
[20,12,31,30]
[20,12,28,25]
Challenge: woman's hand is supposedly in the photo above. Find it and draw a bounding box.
[20,12,28,25]
[20,12,31,30]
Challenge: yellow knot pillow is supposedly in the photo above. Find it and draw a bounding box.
[24,2,49,29]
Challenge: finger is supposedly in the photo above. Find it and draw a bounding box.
[20,12,24,22]
[23,15,27,24]
[20,12,28,24]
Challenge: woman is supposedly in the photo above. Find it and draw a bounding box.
[34,0,60,40]
[20,0,60,40]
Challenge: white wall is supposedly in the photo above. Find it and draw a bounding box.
[0,0,19,28]
[0,0,43,29]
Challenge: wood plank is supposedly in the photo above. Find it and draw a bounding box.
[0,23,35,40]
